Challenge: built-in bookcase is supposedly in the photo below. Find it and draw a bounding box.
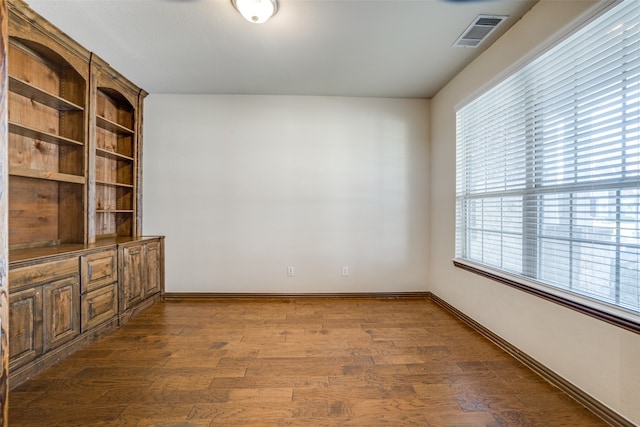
[7,0,147,252]
[7,36,88,249]
[93,86,137,240]
[6,0,162,393]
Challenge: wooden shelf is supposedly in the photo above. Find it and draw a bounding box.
[96,180,134,189]
[9,121,84,146]
[9,167,85,185]
[96,210,134,213]
[96,147,134,161]
[96,115,134,135]
[9,76,84,111]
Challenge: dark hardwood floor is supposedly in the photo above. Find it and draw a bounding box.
[10,298,607,426]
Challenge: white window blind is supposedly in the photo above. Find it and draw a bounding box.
[455,0,640,317]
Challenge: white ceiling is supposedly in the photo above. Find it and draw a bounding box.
[26,0,538,98]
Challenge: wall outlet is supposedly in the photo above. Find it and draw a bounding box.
[287,266,294,277]
[342,266,349,277]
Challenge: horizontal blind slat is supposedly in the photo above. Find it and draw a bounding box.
[456,0,640,316]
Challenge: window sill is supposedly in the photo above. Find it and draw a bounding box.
[453,259,640,335]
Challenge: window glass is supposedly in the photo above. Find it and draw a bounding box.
[455,0,640,318]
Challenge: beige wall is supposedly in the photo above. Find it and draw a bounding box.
[429,0,640,423]
[143,95,430,294]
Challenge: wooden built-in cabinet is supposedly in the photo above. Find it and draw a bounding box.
[8,237,164,386]
[9,287,43,371]
[120,239,163,322]
[6,0,164,388]
[9,257,80,371]
[121,242,145,311]
[80,248,118,332]
[145,240,162,296]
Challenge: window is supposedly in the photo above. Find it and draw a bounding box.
[455,0,640,328]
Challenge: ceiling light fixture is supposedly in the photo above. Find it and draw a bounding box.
[231,0,278,24]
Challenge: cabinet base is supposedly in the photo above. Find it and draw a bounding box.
[9,317,119,389]
[119,292,161,326]
[9,294,160,390]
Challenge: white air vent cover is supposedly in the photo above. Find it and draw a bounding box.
[454,15,508,48]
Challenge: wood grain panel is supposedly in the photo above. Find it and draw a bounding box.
[57,181,84,244]
[120,242,144,311]
[94,211,116,238]
[96,89,133,132]
[8,121,60,174]
[144,240,160,297]
[8,176,59,247]
[43,274,79,352]
[8,286,43,370]
[8,40,60,97]
[80,248,116,293]
[9,256,77,291]
[0,1,10,422]
[95,152,116,184]
[81,282,117,332]
[60,65,86,108]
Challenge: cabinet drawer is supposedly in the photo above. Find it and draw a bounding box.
[10,257,78,291]
[81,249,117,293]
[81,283,118,332]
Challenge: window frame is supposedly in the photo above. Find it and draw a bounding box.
[453,0,640,334]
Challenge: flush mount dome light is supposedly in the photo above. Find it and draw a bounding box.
[231,0,278,24]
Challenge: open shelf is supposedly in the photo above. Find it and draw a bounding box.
[9,76,83,111]
[8,36,88,249]
[96,182,133,209]
[96,180,134,189]
[96,115,134,135]
[95,153,134,187]
[95,212,133,239]
[10,167,85,184]
[93,84,137,241]
[7,12,146,251]
[9,176,84,249]
[96,147,134,161]
[9,122,84,147]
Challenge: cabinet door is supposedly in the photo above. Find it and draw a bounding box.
[144,240,161,297]
[122,243,144,311]
[43,275,80,352]
[81,283,118,332]
[9,287,43,370]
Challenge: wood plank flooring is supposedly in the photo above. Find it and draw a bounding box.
[10,298,608,426]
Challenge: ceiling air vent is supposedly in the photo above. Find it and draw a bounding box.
[453,14,508,48]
